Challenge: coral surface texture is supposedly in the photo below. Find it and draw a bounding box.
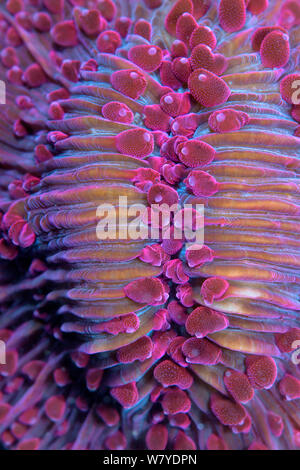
[0,0,299,451]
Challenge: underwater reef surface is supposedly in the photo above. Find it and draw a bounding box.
[0,0,299,451]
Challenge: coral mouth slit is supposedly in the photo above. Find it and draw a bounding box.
[0,0,299,451]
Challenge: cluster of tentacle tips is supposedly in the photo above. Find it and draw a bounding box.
[0,0,299,451]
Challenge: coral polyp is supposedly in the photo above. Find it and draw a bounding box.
[0,0,299,451]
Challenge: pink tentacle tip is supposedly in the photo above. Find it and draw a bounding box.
[260,31,290,68]
[173,430,196,450]
[117,336,153,364]
[147,183,179,205]
[116,129,154,158]
[190,25,217,50]
[51,20,78,47]
[111,382,139,409]
[167,300,188,326]
[124,277,168,305]
[160,92,191,118]
[102,101,134,124]
[210,394,247,426]
[175,12,197,44]
[146,424,168,450]
[171,40,188,59]
[200,277,230,304]
[96,31,121,54]
[143,104,172,132]
[78,9,106,37]
[245,355,277,390]
[172,57,192,85]
[267,412,284,437]
[128,45,163,73]
[184,170,219,197]
[163,259,189,285]
[176,283,194,307]
[134,19,152,41]
[154,359,193,389]
[167,336,187,366]
[223,370,254,403]
[182,337,222,364]
[186,244,214,267]
[206,434,229,450]
[105,431,127,450]
[45,395,66,422]
[188,68,231,107]
[279,374,300,400]
[247,0,269,16]
[208,109,249,133]
[161,389,191,414]
[111,69,147,100]
[86,368,103,391]
[96,405,120,427]
[279,1,300,29]
[177,139,216,167]
[219,0,246,33]
[139,244,170,267]
[185,306,229,337]
[164,0,194,36]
